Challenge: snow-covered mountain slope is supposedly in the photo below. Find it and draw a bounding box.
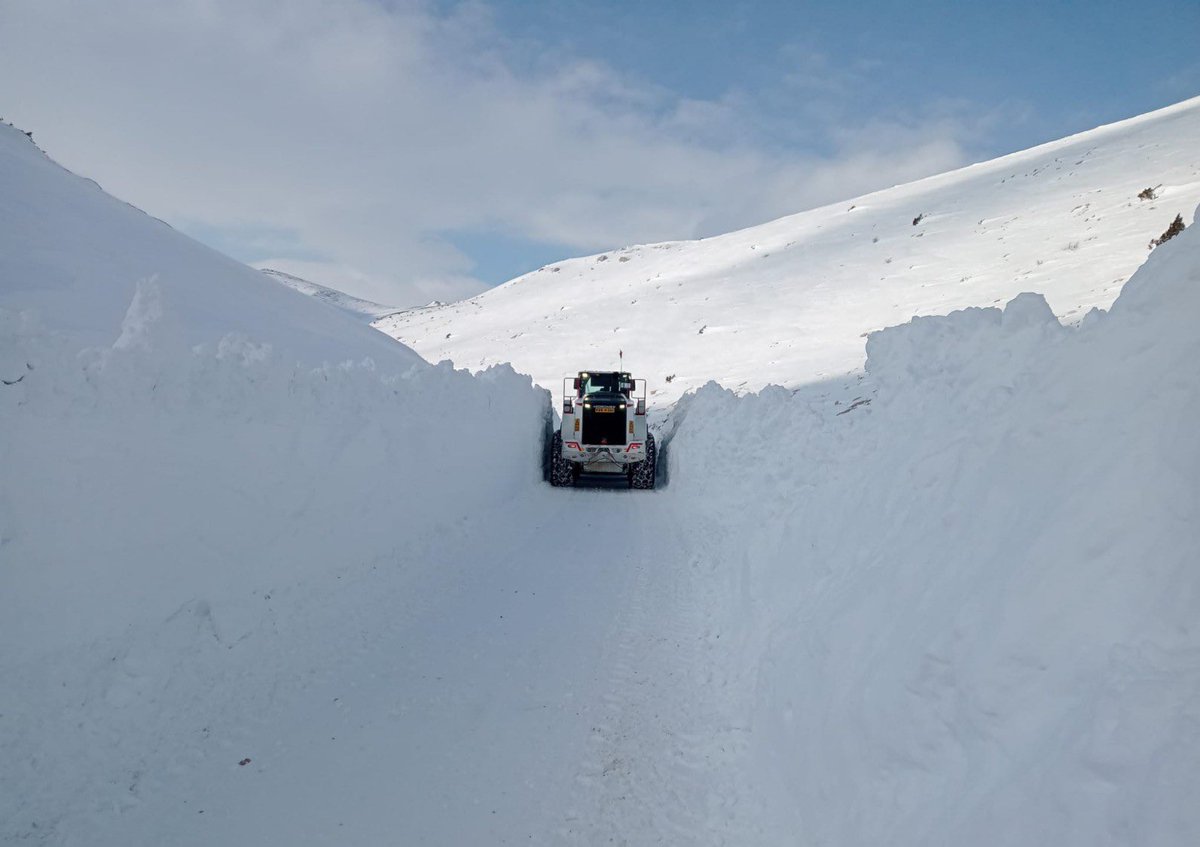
[0,122,418,366]
[260,267,402,320]
[378,96,1200,404]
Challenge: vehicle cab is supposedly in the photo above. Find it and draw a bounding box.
[560,370,648,471]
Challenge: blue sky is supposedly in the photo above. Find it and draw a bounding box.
[2,0,1198,305]
[469,0,1200,285]
[490,0,1200,152]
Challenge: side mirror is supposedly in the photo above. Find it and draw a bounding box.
[572,378,581,391]
[563,398,573,414]
[636,399,645,415]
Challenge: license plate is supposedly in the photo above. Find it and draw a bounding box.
[593,406,615,413]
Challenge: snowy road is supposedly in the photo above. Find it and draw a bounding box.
[62,488,764,846]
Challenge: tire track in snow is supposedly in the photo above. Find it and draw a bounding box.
[559,503,764,845]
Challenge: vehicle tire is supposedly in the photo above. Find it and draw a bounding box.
[549,431,575,487]
[628,433,656,490]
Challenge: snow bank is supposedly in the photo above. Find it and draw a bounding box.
[1,119,550,661]
[0,288,548,840]
[1,286,547,655]
[662,207,1200,844]
[1,123,552,843]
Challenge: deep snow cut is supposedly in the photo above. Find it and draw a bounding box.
[3,105,1199,846]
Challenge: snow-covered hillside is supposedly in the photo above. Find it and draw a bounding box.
[378,96,1200,405]
[3,101,1198,847]
[260,268,402,321]
[0,123,419,366]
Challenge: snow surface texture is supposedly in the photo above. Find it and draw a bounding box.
[378,96,1200,406]
[259,268,402,321]
[4,110,1199,845]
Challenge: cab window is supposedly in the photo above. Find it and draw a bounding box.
[583,373,619,395]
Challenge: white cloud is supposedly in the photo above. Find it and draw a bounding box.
[0,0,976,306]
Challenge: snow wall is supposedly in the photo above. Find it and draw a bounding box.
[0,287,549,836]
[0,120,543,842]
[1,297,549,654]
[662,206,1199,844]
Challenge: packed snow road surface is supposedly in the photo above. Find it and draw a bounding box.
[1,471,760,844]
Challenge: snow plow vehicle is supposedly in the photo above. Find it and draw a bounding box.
[548,370,656,489]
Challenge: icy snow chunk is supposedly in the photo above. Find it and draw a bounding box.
[1000,291,1056,330]
[866,291,1067,399]
[113,276,164,351]
[864,305,1001,386]
[1079,306,1108,330]
[214,334,272,364]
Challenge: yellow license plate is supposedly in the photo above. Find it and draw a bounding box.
[593,406,615,413]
